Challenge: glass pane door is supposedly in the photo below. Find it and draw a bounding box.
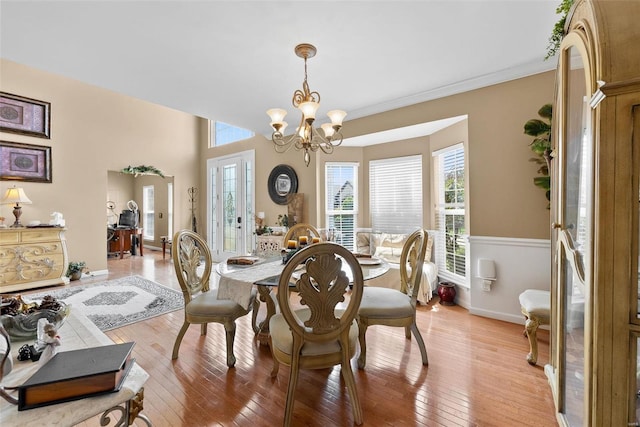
[207,151,254,262]
[221,162,240,257]
[557,44,591,426]
[560,245,586,425]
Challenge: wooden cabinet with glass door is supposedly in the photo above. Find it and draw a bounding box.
[547,1,640,425]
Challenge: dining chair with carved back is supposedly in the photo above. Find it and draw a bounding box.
[356,228,429,369]
[171,230,259,367]
[282,223,321,244]
[269,242,364,426]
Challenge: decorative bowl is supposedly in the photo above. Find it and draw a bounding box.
[0,296,69,341]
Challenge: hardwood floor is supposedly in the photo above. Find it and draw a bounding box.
[42,249,556,426]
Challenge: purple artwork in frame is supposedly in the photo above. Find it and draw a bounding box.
[0,92,51,139]
[0,141,52,183]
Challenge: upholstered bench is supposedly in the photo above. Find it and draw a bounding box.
[518,289,551,365]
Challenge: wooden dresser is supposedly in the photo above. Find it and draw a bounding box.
[0,227,69,293]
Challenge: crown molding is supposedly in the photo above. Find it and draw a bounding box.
[347,59,557,121]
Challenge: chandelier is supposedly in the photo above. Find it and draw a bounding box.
[267,43,346,167]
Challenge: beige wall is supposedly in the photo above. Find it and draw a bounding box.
[1,59,554,277]
[107,171,135,224]
[344,71,556,239]
[0,59,203,273]
[207,72,554,241]
[218,72,555,240]
[137,175,174,246]
[108,171,175,245]
[203,134,323,230]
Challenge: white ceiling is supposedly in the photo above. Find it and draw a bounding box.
[0,1,560,138]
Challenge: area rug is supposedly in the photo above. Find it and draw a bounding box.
[27,275,184,331]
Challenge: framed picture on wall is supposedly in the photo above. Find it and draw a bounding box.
[0,140,52,183]
[268,164,298,205]
[0,92,51,139]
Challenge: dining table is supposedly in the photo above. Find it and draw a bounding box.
[215,253,390,345]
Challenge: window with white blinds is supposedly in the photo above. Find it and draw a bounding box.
[369,155,423,233]
[433,144,466,281]
[143,185,155,240]
[325,163,358,250]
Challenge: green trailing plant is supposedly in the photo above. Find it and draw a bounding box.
[545,0,575,60]
[66,261,87,278]
[255,225,272,236]
[524,104,553,204]
[277,214,289,228]
[120,165,165,178]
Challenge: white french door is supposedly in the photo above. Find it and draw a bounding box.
[207,150,254,262]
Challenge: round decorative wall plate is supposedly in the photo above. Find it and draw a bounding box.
[268,164,298,205]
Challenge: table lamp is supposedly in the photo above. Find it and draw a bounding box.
[2,186,33,227]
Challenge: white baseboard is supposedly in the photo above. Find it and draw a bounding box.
[469,307,523,324]
[83,269,108,278]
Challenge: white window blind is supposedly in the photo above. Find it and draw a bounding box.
[325,163,358,250]
[143,185,155,240]
[433,144,466,281]
[369,155,423,233]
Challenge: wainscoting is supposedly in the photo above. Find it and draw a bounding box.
[466,236,551,324]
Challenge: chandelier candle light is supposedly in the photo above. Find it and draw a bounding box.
[267,43,346,167]
[2,186,32,228]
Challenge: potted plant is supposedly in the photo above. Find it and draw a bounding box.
[66,261,87,281]
[255,225,272,236]
[277,214,289,228]
[523,103,553,205]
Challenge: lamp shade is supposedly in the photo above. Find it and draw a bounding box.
[321,123,335,137]
[2,187,32,205]
[267,108,287,124]
[327,110,347,127]
[299,101,319,120]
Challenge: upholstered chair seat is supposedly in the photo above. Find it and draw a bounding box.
[270,309,359,358]
[357,229,430,369]
[186,288,258,316]
[518,289,550,366]
[171,230,259,368]
[359,287,414,318]
[269,242,364,426]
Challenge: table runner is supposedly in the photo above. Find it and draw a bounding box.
[216,257,390,309]
[216,260,284,309]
